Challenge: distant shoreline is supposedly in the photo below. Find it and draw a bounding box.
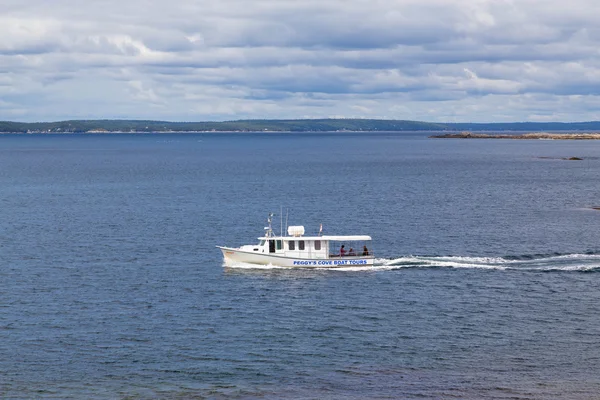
[4,118,600,134]
[431,132,600,140]
[3,130,600,138]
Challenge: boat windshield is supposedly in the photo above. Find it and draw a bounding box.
[259,240,265,246]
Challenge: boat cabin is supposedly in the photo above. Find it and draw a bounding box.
[239,225,372,260]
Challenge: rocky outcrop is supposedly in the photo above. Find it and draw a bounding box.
[431,131,600,140]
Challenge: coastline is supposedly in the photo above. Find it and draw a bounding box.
[431,131,600,140]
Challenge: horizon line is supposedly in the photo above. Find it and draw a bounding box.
[3,118,600,125]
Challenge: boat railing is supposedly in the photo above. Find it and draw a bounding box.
[329,252,373,258]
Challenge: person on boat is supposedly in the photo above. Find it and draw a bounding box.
[362,245,369,256]
[340,245,346,257]
[348,247,356,256]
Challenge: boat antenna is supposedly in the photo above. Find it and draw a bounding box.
[285,208,289,235]
[280,206,283,238]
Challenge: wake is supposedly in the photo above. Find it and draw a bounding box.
[371,253,600,272]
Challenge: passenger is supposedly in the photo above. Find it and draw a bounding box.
[340,245,346,257]
[362,245,369,256]
[348,247,356,256]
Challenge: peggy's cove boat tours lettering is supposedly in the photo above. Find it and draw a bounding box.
[217,213,374,268]
[293,259,369,266]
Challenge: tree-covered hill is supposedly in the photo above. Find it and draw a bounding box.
[1,118,600,133]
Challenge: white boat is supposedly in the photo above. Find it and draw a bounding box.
[217,213,374,268]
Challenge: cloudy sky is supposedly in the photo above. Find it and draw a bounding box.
[2,0,600,122]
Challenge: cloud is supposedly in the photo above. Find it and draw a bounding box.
[1,0,600,122]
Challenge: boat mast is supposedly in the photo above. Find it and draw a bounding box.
[265,213,274,238]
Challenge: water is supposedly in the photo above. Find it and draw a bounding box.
[1,132,600,399]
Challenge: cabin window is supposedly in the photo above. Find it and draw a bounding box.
[259,240,265,246]
[288,241,295,250]
[299,240,305,250]
[314,240,321,250]
[276,240,282,250]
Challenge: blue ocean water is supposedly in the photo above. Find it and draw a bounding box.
[1,132,600,399]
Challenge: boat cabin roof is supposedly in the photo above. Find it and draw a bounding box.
[258,235,371,241]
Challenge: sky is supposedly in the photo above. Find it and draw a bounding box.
[2,0,600,123]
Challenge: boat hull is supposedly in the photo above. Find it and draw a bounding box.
[217,246,374,268]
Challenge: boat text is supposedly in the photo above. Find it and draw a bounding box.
[293,260,368,266]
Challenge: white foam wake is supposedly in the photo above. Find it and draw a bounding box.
[374,256,507,270]
[376,254,600,272]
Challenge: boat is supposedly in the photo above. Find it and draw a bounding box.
[217,213,374,267]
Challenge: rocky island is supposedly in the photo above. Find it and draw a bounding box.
[431,131,600,140]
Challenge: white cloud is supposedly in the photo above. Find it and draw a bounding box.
[1,0,600,122]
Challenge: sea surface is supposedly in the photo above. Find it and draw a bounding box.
[1,132,600,399]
